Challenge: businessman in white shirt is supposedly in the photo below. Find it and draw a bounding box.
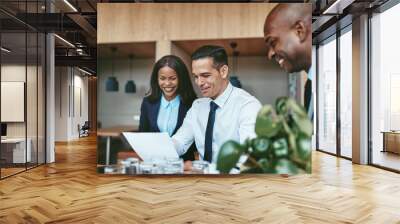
[172,45,262,164]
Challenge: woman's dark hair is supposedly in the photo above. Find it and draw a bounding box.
[147,55,197,106]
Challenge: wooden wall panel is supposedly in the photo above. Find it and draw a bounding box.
[155,40,172,61]
[173,38,267,57]
[171,42,191,71]
[98,3,277,44]
[98,42,155,59]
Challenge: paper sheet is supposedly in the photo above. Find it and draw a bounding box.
[122,132,179,162]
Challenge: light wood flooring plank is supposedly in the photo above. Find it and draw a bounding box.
[0,136,400,223]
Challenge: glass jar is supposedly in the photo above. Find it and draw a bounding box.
[192,160,210,174]
[164,158,184,174]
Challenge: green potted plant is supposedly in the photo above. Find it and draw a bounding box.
[217,97,312,174]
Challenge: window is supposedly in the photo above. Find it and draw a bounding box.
[317,36,337,154]
[0,1,47,179]
[339,27,352,158]
[370,2,400,171]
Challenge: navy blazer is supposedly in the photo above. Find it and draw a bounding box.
[139,96,196,161]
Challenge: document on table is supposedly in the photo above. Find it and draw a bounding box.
[122,132,179,162]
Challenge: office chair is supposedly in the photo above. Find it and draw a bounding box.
[78,121,90,138]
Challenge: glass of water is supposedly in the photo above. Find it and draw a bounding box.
[139,162,154,174]
[118,159,130,174]
[164,158,184,174]
[126,157,140,175]
[192,160,210,174]
[104,165,121,174]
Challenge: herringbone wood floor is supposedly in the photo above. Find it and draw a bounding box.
[1,136,400,223]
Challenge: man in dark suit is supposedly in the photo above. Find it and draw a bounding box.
[263,3,313,118]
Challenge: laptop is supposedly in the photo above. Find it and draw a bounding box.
[122,132,179,162]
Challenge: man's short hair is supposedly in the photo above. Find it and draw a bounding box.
[191,45,228,69]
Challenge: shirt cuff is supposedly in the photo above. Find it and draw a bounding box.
[172,138,184,156]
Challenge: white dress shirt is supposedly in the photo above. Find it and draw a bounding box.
[172,83,262,163]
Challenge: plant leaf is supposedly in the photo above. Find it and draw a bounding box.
[216,140,245,174]
[272,138,289,158]
[258,158,275,173]
[274,159,299,174]
[275,96,289,115]
[251,137,271,159]
[292,113,313,137]
[287,98,308,118]
[255,105,282,138]
[297,135,312,161]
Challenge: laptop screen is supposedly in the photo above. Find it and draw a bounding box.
[1,123,7,137]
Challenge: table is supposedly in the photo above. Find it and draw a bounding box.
[381,131,400,154]
[97,160,221,175]
[1,138,31,163]
[97,125,138,165]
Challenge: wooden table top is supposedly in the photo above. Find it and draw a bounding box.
[97,125,139,137]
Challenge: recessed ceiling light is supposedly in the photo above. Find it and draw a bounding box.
[54,34,75,48]
[323,0,354,15]
[1,47,11,53]
[78,67,93,76]
[63,0,78,12]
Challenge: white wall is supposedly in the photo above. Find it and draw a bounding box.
[55,67,68,141]
[1,64,38,137]
[71,74,89,138]
[55,67,89,141]
[97,56,288,128]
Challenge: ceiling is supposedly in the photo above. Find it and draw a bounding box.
[1,0,98,72]
[312,0,391,43]
[2,0,394,74]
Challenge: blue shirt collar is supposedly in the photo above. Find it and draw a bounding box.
[161,94,180,108]
[307,68,313,80]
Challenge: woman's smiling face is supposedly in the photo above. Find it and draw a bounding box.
[158,66,179,101]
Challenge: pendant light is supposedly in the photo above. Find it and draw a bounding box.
[125,54,136,93]
[229,42,242,88]
[105,47,119,92]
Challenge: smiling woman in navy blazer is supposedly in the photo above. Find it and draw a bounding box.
[139,55,197,161]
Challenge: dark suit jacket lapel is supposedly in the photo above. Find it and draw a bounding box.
[172,102,186,135]
[152,99,161,132]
